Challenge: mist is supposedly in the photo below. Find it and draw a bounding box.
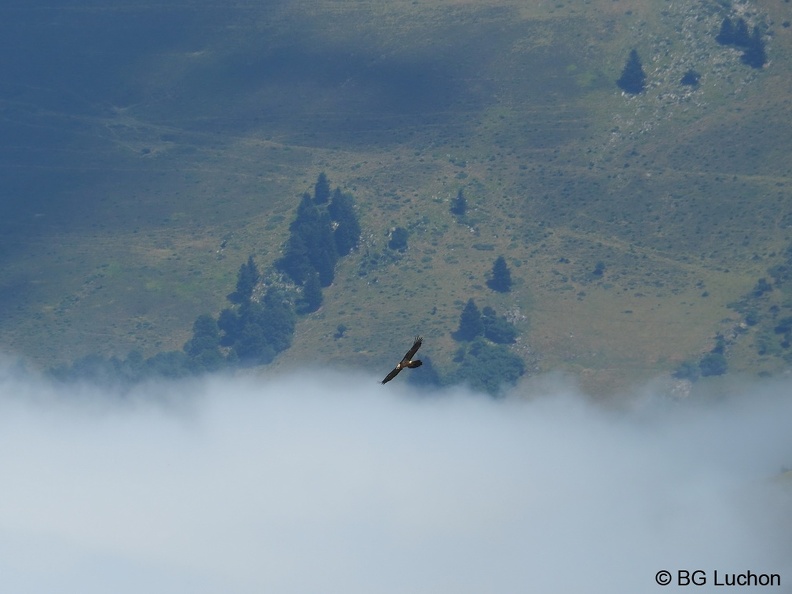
[1,364,790,593]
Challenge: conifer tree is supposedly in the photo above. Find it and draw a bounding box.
[230,295,295,365]
[680,69,701,86]
[388,227,409,252]
[260,287,296,354]
[233,307,275,365]
[183,314,224,371]
[450,189,467,217]
[278,193,338,286]
[617,49,646,94]
[487,255,513,293]
[741,27,767,69]
[307,211,338,286]
[229,255,259,304]
[733,18,750,47]
[716,17,735,45]
[314,172,330,204]
[277,232,313,285]
[455,298,484,341]
[328,188,361,255]
[293,193,319,231]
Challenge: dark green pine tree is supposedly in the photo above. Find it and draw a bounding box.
[314,172,331,204]
[277,232,314,285]
[230,297,294,366]
[289,193,338,286]
[228,255,259,304]
[328,188,361,255]
[455,298,484,341]
[733,18,750,47]
[388,227,409,252]
[680,69,701,86]
[183,314,224,371]
[306,211,338,286]
[487,255,513,293]
[617,49,646,94]
[293,192,319,232]
[741,27,767,69]
[260,287,296,354]
[450,189,467,217]
[715,17,735,45]
[297,271,323,314]
[217,307,241,347]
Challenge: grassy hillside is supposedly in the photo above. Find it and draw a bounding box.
[1,0,790,392]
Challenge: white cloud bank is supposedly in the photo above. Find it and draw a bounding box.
[0,366,790,593]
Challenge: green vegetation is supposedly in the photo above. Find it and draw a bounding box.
[616,49,646,95]
[487,256,513,293]
[727,243,792,372]
[446,299,523,393]
[680,69,701,87]
[450,189,467,218]
[50,173,359,384]
[314,172,331,205]
[716,16,767,69]
[297,272,323,314]
[218,284,296,366]
[482,306,518,345]
[455,299,485,341]
[388,227,409,252]
[277,192,338,286]
[4,0,791,394]
[228,256,260,304]
[454,339,526,396]
[329,188,363,256]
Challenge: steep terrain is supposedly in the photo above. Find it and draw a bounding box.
[1,0,790,392]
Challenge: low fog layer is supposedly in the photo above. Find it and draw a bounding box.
[0,366,790,593]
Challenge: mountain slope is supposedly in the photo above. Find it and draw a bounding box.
[1,0,790,392]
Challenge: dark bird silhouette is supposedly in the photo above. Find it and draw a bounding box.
[381,336,423,384]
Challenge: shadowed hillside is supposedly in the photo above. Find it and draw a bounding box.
[1,0,790,393]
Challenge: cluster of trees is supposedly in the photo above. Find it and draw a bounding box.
[679,242,792,378]
[617,16,767,98]
[451,298,524,394]
[728,243,792,363]
[716,16,767,69]
[51,254,298,384]
[673,333,729,382]
[277,173,361,296]
[49,171,534,394]
[212,257,296,366]
[455,299,519,344]
[51,173,360,385]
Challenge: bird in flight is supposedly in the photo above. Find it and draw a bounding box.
[381,336,423,384]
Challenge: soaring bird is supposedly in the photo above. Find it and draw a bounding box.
[381,336,423,384]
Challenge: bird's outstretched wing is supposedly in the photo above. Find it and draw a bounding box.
[381,366,402,384]
[401,336,423,363]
